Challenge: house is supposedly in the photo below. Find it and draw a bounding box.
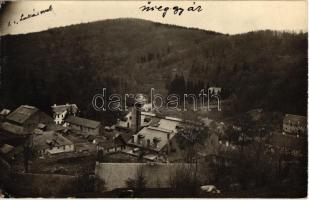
[117,111,133,129]
[282,114,306,136]
[0,143,15,162]
[51,104,78,125]
[65,116,101,135]
[32,131,74,155]
[5,105,54,132]
[0,109,10,121]
[97,131,133,154]
[266,132,306,158]
[208,87,222,95]
[116,106,143,133]
[126,119,179,161]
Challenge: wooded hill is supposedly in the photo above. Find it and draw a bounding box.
[0,18,307,123]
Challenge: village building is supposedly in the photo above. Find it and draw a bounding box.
[65,116,101,136]
[0,109,10,121]
[125,118,180,161]
[97,130,133,154]
[282,114,306,136]
[208,87,222,95]
[117,111,133,129]
[0,143,15,161]
[5,105,54,133]
[117,111,154,130]
[266,132,306,158]
[51,103,78,125]
[32,131,74,155]
[1,122,26,136]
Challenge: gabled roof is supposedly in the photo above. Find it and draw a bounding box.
[66,116,101,129]
[1,122,26,135]
[6,105,38,124]
[37,123,46,129]
[33,131,73,150]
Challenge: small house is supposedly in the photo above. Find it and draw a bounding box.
[65,116,101,136]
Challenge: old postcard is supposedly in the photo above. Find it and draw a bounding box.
[0,0,307,198]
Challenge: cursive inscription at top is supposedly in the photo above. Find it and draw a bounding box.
[8,5,53,27]
[139,1,203,18]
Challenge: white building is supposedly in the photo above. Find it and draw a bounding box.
[51,104,78,125]
[208,87,222,95]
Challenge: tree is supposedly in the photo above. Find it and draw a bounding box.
[94,176,106,192]
[125,166,147,194]
[233,113,253,151]
[23,135,34,173]
[169,164,200,196]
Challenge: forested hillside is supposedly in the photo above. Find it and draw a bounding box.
[0,18,307,123]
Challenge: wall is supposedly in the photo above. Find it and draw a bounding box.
[95,162,198,191]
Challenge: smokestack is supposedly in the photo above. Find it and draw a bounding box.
[167,133,170,155]
[131,101,142,134]
[136,103,141,133]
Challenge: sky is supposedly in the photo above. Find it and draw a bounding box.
[0,1,307,36]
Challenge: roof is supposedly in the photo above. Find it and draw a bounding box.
[158,119,179,132]
[33,131,73,150]
[37,123,46,129]
[0,109,11,116]
[51,104,78,114]
[66,116,101,129]
[0,144,14,154]
[6,105,38,124]
[1,122,26,135]
[283,114,306,125]
[130,118,179,151]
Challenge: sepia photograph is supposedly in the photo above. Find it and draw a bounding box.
[0,0,307,198]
